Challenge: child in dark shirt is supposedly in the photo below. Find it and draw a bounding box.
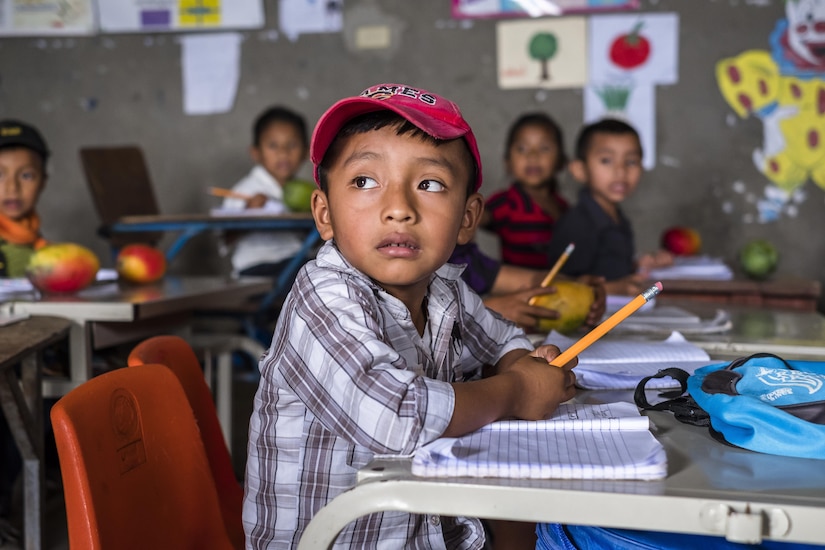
[548,118,672,296]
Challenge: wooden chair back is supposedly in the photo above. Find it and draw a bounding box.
[50,364,234,549]
[79,146,162,247]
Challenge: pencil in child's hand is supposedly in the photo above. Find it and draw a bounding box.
[548,282,663,368]
[528,243,575,306]
[208,187,252,201]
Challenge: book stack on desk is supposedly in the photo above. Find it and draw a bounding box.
[412,402,666,480]
[543,331,715,390]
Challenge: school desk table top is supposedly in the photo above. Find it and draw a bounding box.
[666,303,825,361]
[0,275,271,398]
[299,306,825,549]
[298,396,825,549]
[652,277,821,312]
[0,316,72,550]
[110,213,321,309]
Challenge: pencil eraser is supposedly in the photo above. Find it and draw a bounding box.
[655,281,663,292]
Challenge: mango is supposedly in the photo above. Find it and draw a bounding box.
[532,280,595,335]
[116,244,166,284]
[661,226,701,256]
[26,242,100,294]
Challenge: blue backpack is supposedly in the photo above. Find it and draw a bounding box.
[634,353,825,459]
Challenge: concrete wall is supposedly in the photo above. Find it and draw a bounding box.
[2,0,821,307]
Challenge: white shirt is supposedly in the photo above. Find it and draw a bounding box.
[222,165,304,273]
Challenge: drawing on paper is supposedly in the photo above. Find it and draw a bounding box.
[528,32,558,81]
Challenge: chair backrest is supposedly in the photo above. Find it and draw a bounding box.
[50,364,234,550]
[79,145,163,247]
[127,335,245,549]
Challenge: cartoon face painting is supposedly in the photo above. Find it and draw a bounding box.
[785,0,825,68]
[716,0,825,222]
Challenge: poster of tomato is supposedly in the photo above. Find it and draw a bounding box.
[588,13,679,85]
[584,13,679,170]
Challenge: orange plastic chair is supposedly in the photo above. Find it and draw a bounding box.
[127,335,245,549]
[50,364,234,550]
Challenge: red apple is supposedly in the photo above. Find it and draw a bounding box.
[661,226,701,256]
[26,242,100,294]
[116,244,166,284]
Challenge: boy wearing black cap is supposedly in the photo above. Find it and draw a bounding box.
[243,84,578,549]
[0,119,49,277]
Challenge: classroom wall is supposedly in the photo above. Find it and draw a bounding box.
[2,0,822,308]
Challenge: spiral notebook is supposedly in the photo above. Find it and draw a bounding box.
[542,331,714,390]
[411,402,667,480]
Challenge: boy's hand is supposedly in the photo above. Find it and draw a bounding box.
[245,193,268,209]
[483,287,561,331]
[575,274,606,327]
[502,346,577,421]
[605,274,646,296]
[447,347,578,436]
[637,249,674,275]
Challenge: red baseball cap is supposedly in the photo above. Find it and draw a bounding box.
[310,83,482,191]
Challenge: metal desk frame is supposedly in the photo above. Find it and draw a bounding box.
[0,316,71,550]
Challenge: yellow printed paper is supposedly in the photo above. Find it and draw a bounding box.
[179,0,221,27]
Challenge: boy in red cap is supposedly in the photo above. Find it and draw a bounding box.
[243,84,578,549]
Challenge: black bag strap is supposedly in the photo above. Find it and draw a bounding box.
[724,352,794,371]
[634,367,711,427]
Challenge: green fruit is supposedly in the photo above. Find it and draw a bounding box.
[283,179,316,213]
[739,239,778,280]
[533,280,595,335]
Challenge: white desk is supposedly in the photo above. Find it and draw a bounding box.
[685,304,825,360]
[0,276,271,398]
[299,405,825,549]
[299,306,825,548]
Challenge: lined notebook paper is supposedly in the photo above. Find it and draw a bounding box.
[646,255,734,281]
[543,331,713,390]
[604,302,733,335]
[412,402,667,480]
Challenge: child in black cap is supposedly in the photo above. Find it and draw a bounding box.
[0,119,50,277]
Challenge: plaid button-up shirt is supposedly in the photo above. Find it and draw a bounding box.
[244,241,532,549]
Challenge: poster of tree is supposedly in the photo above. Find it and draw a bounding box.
[497,17,587,90]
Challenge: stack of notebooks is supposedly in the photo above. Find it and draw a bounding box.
[411,402,666,480]
[604,297,732,335]
[646,255,733,281]
[543,331,715,390]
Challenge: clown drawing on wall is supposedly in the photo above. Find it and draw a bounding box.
[717,0,825,222]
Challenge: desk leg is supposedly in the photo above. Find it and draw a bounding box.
[0,354,44,550]
[216,350,233,451]
[42,322,91,399]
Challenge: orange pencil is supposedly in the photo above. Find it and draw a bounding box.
[528,243,575,306]
[207,187,252,201]
[549,282,663,367]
